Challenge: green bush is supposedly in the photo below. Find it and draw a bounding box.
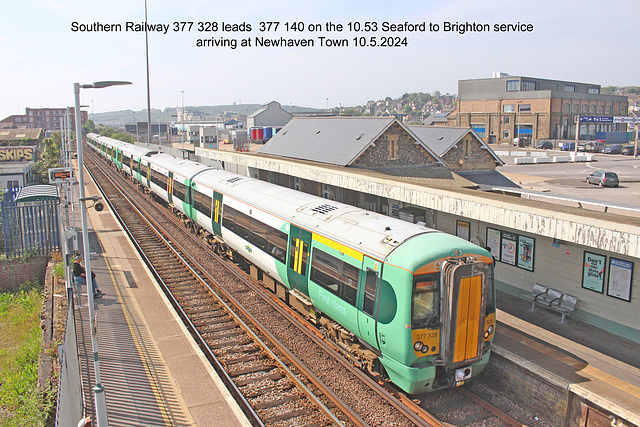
[0,289,53,426]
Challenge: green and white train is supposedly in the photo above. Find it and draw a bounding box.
[87,133,496,394]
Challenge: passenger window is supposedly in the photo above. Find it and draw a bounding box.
[412,274,440,329]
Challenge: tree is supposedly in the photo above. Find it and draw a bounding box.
[31,138,62,184]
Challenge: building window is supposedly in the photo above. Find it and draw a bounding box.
[470,124,485,138]
[621,105,627,115]
[521,80,536,91]
[573,104,580,113]
[564,84,576,92]
[503,130,509,139]
[582,105,588,114]
[563,103,570,112]
[599,105,604,114]
[503,104,515,113]
[588,87,600,94]
[506,80,520,91]
[503,116,510,124]
[607,106,612,114]
[518,104,531,113]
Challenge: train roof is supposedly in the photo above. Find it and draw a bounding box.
[193,168,436,260]
[147,153,213,178]
[119,143,157,158]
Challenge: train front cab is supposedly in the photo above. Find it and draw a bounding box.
[378,253,496,394]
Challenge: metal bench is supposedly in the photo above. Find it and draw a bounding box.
[523,283,550,310]
[524,284,577,323]
[548,293,578,323]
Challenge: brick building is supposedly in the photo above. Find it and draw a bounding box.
[0,107,88,131]
[449,74,629,145]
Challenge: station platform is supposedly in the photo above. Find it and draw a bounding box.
[72,163,250,426]
[494,290,640,424]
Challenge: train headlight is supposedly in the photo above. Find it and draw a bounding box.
[484,324,495,339]
[414,341,424,352]
[455,367,472,381]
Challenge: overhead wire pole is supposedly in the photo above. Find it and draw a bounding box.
[145,0,152,144]
[74,80,132,427]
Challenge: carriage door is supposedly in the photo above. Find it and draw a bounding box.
[211,191,223,236]
[357,256,380,349]
[287,225,311,296]
[167,172,173,204]
[441,260,486,367]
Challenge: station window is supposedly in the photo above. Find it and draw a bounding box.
[503,104,515,113]
[564,84,576,92]
[521,80,536,91]
[518,104,531,113]
[588,87,600,94]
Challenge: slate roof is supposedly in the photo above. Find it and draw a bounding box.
[259,116,444,166]
[454,170,521,190]
[408,126,504,165]
[0,128,43,142]
[423,112,450,125]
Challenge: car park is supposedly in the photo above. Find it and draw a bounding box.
[602,144,623,154]
[586,171,619,187]
[621,145,637,156]
[535,141,553,150]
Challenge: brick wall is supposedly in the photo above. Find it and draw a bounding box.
[352,123,438,168]
[0,256,48,292]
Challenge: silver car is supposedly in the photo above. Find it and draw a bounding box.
[586,171,619,187]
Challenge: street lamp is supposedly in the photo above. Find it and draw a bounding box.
[74,80,131,427]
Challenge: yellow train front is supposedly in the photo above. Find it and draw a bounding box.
[375,234,496,394]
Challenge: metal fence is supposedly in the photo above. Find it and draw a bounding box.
[55,299,84,427]
[1,190,61,258]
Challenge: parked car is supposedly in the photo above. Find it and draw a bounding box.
[602,144,623,154]
[577,142,587,152]
[621,145,637,156]
[585,141,605,153]
[560,142,575,151]
[586,171,619,187]
[535,141,553,150]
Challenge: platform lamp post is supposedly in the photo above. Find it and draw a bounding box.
[74,80,131,427]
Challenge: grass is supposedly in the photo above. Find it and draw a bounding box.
[0,282,53,427]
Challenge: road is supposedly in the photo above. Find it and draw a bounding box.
[496,149,640,207]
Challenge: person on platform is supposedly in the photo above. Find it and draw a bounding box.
[72,254,104,299]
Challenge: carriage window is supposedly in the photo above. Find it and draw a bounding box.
[363,269,378,317]
[412,273,440,329]
[193,189,212,217]
[310,249,359,307]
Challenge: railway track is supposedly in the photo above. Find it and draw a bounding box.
[83,147,528,427]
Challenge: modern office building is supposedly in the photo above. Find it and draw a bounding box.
[450,74,629,144]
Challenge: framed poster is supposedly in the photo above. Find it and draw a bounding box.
[456,220,470,241]
[486,228,501,259]
[582,251,606,293]
[607,258,634,302]
[517,235,535,271]
[500,232,517,266]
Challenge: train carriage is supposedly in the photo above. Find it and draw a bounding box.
[86,137,496,395]
[118,144,157,182]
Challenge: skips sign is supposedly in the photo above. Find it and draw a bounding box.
[0,146,35,162]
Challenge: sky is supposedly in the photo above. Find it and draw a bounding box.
[1,0,638,120]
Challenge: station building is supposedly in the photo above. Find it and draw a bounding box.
[449,74,629,144]
[0,129,42,189]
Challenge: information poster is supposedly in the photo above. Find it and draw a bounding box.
[456,220,470,241]
[486,228,501,259]
[517,235,535,271]
[607,258,634,302]
[582,252,606,293]
[500,232,517,265]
